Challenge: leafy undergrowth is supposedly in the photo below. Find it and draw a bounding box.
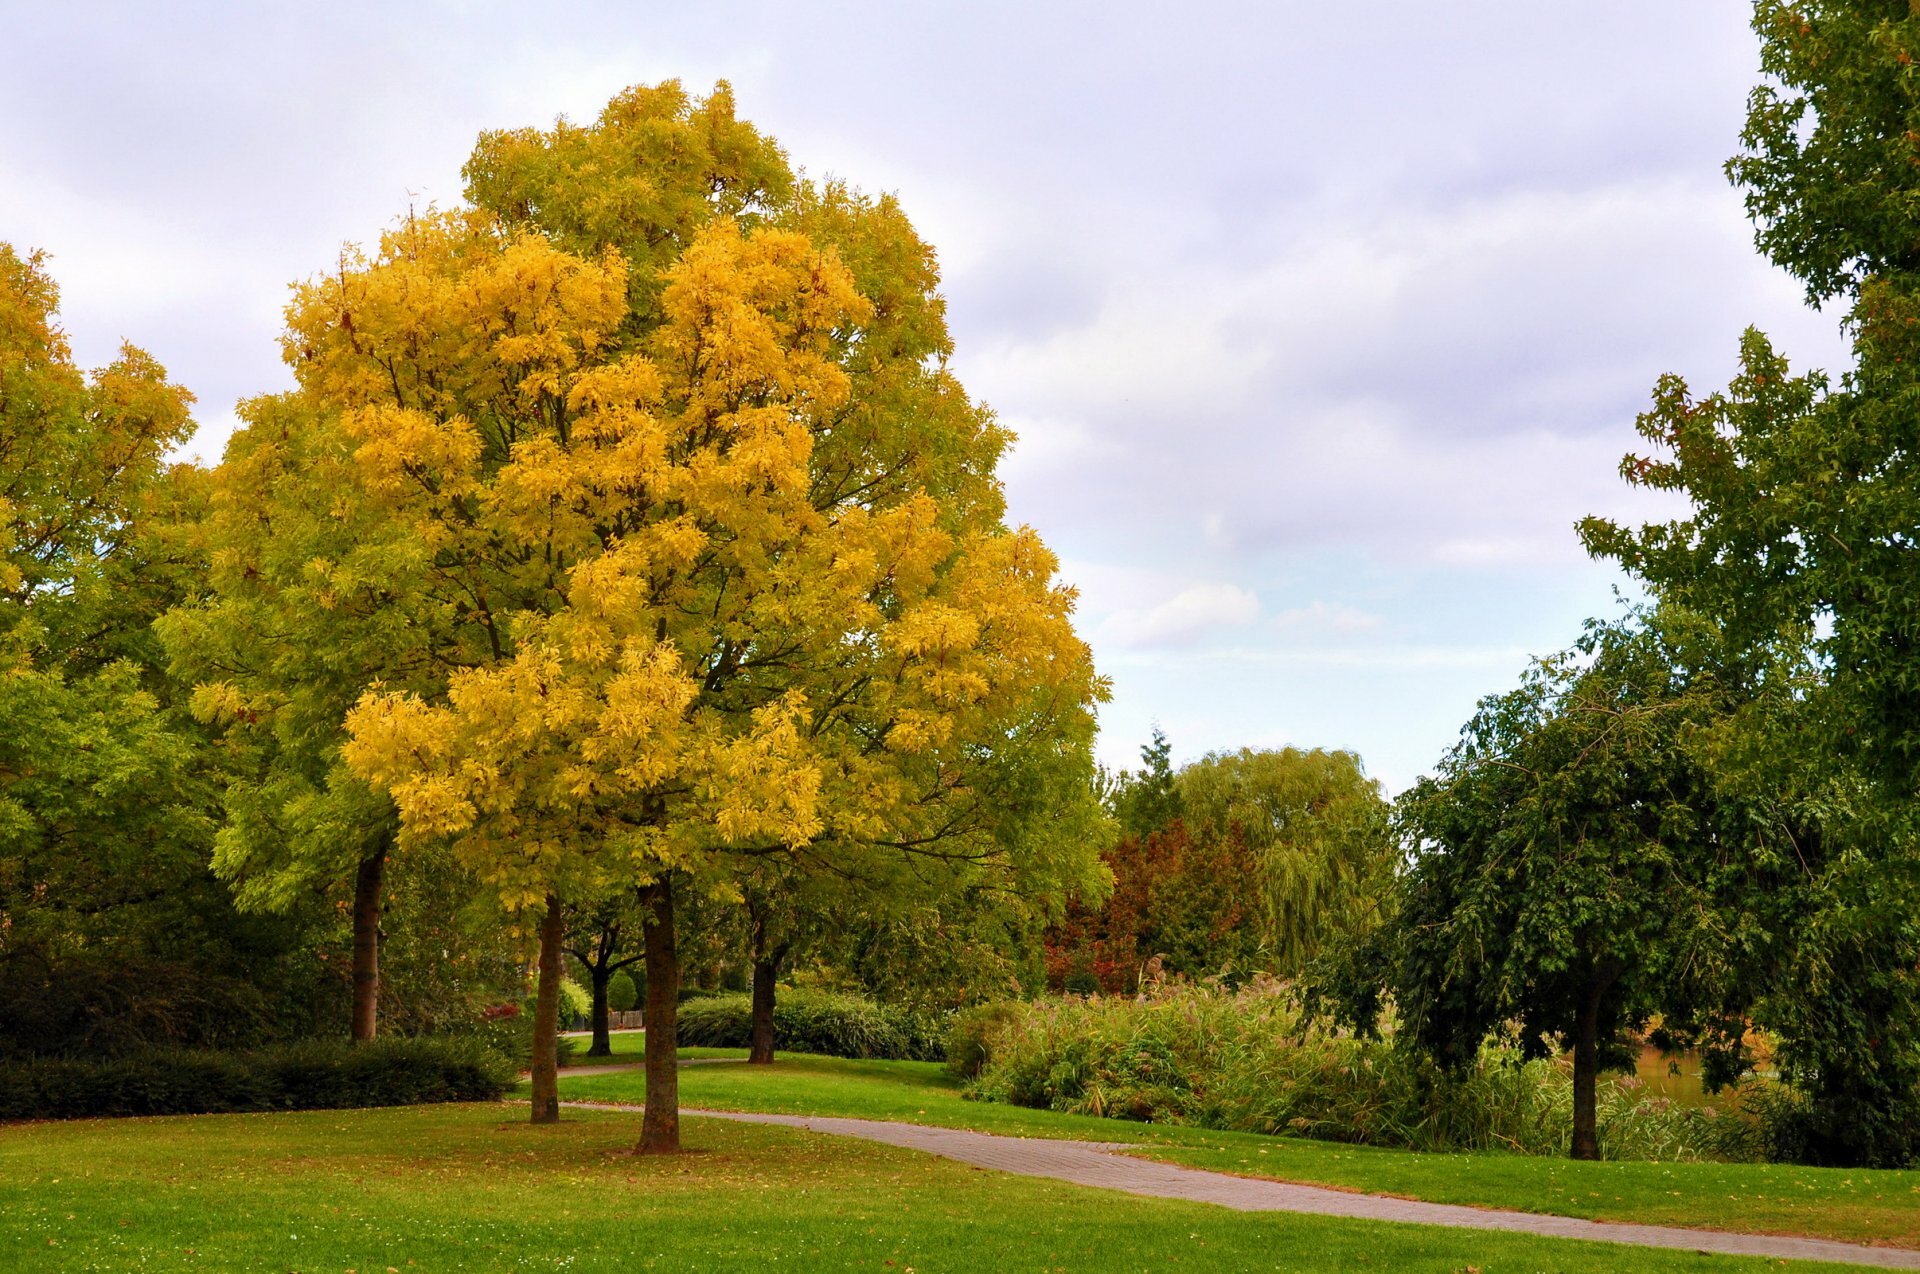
[0,1102,1860,1273]
[961,988,1753,1161]
[559,1052,1920,1250]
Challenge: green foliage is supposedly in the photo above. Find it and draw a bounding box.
[943,1001,1026,1078]
[1106,727,1183,839]
[1730,1,1920,306]
[0,245,359,1058]
[0,1036,512,1121]
[459,1008,579,1072]
[1576,1,1920,1166]
[675,990,945,1061]
[607,969,639,1013]
[966,987,1739,1162]
[1052,738,1392,991]
[1324,620,1760,1159]
[1177,746,1392,976]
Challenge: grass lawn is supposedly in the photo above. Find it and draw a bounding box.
[0,1102,1869,1273]
[556,1043,1920,1251]
[563,1032,736,1066]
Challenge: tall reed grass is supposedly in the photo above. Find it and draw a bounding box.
[959,983,1758,1161]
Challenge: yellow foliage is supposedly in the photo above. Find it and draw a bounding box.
[253,86,1109,914]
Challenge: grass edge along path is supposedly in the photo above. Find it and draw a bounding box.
[555,1044,1920,1252]
[563,1100,1920,1271]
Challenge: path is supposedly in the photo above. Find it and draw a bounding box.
[562,1101,1920,1270]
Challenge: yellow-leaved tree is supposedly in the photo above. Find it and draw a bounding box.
[279,83,1104,1150]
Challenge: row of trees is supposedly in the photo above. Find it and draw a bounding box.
[1328,0,1920,1168]
[1,82,1110,1151]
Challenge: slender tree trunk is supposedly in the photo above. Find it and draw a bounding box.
[639,876,680,1154]
[750,955,779,1065]
[747,901,777,1066]
[529,894,565,1125]
[1571,983,1602,1161]
[349,844,386,1044]
[587,962,613,1058]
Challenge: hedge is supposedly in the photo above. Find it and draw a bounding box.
[0,1036,514,1121]
[674,990,945,1061]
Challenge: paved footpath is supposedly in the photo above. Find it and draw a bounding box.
[562,1101,1920,1270]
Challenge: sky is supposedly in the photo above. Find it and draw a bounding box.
[1,1,1855,791]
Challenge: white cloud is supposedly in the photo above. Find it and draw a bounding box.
[1272,600,1384,636]
[1096,583,1261,651]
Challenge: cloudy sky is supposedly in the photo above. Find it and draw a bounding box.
[3,1,1852,790]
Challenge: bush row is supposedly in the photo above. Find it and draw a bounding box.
[954,986,1758,1162]
[675,989,945,1061]
[0,1036,514,1121]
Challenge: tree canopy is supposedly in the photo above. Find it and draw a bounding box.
[204,82,1111,1150]
[1328,621,1743,1160]
[1580,0,1920,1165]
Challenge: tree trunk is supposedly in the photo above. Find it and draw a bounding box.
[747,901,780,1065]
[587,962,613,1058]
[529,893,565,1125]
[349,844,386,1044]
[638,875,680,1154]
[750,955,779,1065]
[1571,982,1602,1161]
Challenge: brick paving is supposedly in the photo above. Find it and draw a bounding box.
[561,1100,1920,1269]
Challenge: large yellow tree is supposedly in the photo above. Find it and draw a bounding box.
[254,84,1103,1150]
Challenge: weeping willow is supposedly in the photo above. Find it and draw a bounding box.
[1176,747,1396,975]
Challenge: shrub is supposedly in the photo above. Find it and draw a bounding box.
[0,1036,514,1122]
[607,970,639,1013]
[463,1004,579,1071]
[965,985,1748,1162]
[675,989,945,1061]
[945,1001,1026,1078]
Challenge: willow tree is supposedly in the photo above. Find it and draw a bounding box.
[291,84,1102,1154]
[1177,747,1392,975]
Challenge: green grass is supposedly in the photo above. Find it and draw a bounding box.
[0,1102,1867,1272]
[558,1050,1920,1250]
[563,1031,735,1066]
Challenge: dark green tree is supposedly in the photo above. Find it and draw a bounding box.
[1108,727,1183,839]
[1580,0,1920,1165]
[1331,623,1733,1160]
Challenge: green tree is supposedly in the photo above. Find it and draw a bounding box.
[1579,0,1920,1165]
[158,390,454,1045]
[565,893,647,1057]
[0,246,313,1057]
[1177,746,1392,976]
[1330,623,1730,1160]
[1107,727,1183,839]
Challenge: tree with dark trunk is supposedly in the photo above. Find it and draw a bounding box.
[745,888,792,1065]
[1573,0,1920,1167]
[638,875,680,1154]
[1323,620,1740,1160]
[339,81,1109,1163]
[349,845,387,1043]
[528,894,566,1124]
[565,897,645,1058]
